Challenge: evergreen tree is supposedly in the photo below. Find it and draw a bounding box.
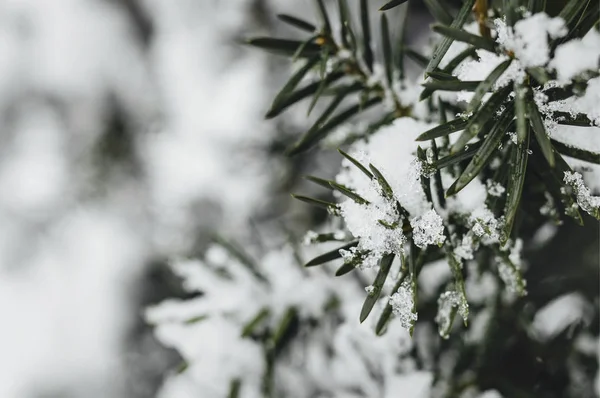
[149,1,600,397]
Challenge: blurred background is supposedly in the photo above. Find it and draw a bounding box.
[0,1,596,398]
[0,1,287,396]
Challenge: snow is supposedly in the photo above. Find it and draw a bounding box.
[0,1,155,396]
[389,279,418,330]
[532,293,592,342]
[337,117,434,217]
[564,171,600,216]
[336,117,436,267]
[469,206,502,244]
[147,240,422,397]
[466,271,499,305]
[551,29,600,84]
[486,179,506,197]
[154,318,264,398]
[383,371,433,398]
[0,0,290,396]
[442,172,488,215]
[466,309,492,344]
[418,259,452,300]
[495,13,567,68]
[339,197,407,268]
[435,291,462,339]
[478,390,504,398]
[1,2,596,397]
[453,50,524,102]
[569,77,600,127]
[454,234,476,260]
[411,209,446,249]
[495,242,527,297]
[437,22,479,70]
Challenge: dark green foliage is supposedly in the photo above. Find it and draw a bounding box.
[425,0,475,74]
[446,104,514,196]
[360,254,395,322]
[241,1,600,396]
[379,0,409,11]
[304,241,359,267]
[431,24,496,52]
[277,14,316,32]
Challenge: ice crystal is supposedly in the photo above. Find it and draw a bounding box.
[365,285,375,295]
[454,234,477,261]
[496,255,527,296]
[563,171,600,217]
[302,230,319,245]
[414,156,436,178]
[411,209,446,249]
[340,246,383,270]
[508,238,524,267]
[486,180,505,197]
[426,148,435,165]
[340,198,406,264]
[472,222,485,237]
[361,251,382,269]
[468,207,502,243]
[390,279,418,330]
[339,247,358,263]
[435,291,468,339]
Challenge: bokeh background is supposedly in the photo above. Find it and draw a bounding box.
[0,1,597,398]
[0,1,283,396]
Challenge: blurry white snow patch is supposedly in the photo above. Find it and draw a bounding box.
[143,0,272,252]
[384,371,432,398]
[466,309,492,344]
[442,172,487,215]
[154,318,264,398]
[532,293,592,342]
[0,105,69,215]
[531,222,558,248]
[478,390,504,398]
[0,209,145,397]
[418,259,452,300]
[466,271,498,305]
